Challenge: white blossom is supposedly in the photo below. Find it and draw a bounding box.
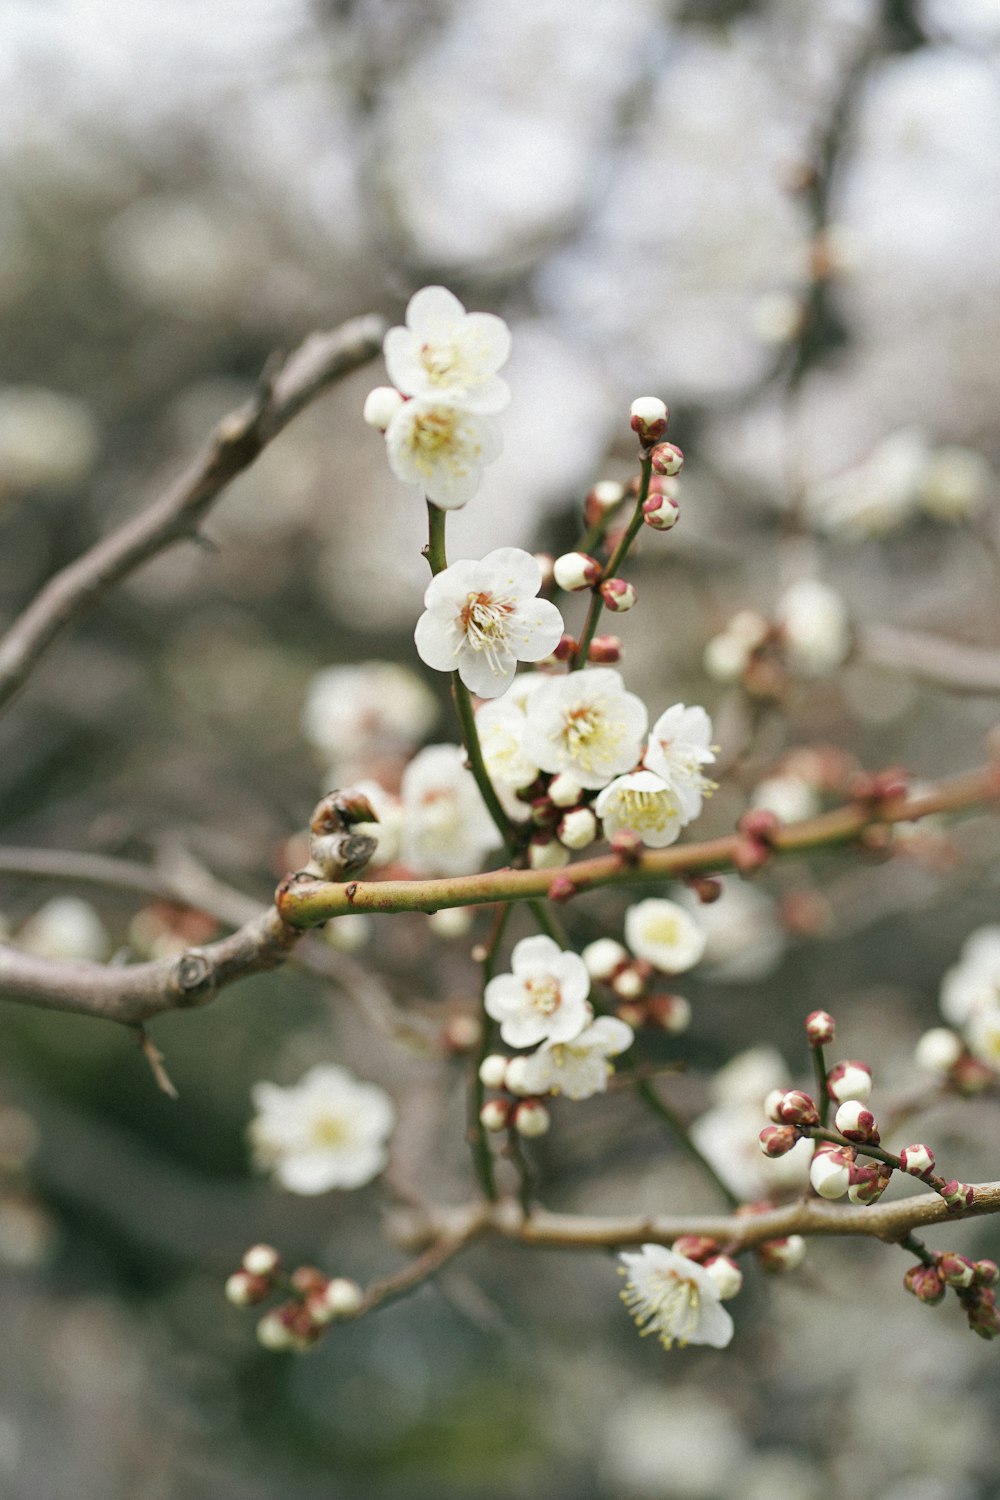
[249,1065,395,1194]
[776,579,851,677]
[642,703,717,822]
[399,744,498,875]
[618,1244,734,1350]
[680,876,786,983]
[385,397,504,509]
[521,667,648,790]
[484,934,592,1049]
[691,1047,813,1201]
[414,549,564,698]
[383,285,511,414]
[940,926,1000,1027]
[625,898,706,974]
[750,773,820,824]
[520,1015,635,1100]
[16,897,110,962]
[302,661,436,766]
[595,770,684,848]
[475,694,539,820]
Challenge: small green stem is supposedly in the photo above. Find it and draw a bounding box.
[807,1126,902,1173]
[424,499,449,576]
[505,1126,537,1216]
[577,493,630,557]
[572,454,654,670]
[636,1076,741,1209]
[811,1043,830,1128]
[471,904,512,1201]
[898,1230,935,1267]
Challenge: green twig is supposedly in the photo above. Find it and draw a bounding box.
[636,1076,741,1209]
[572,454,654,670]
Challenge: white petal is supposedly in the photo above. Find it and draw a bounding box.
[414,610,461,673]
[404,284,466,335]
[458,645,517,698]
[510,934,563,976]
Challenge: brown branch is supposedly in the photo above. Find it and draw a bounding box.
[0,314,386,715]
[861,624,1000,696]
[276,762,1000,925]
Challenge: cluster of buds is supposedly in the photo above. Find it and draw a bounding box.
[307,790,380,881]
[628,399,684,534]
[519,772,605,869]
[478,1054,551,1138]
[225,1244,364,1352]
[915,1026,997,1098]
[670,1234,744,1299]
[905,1252,1000,1339]
[582,938,691,1035]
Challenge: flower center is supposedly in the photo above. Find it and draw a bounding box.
[646,913,680,947]
[311,1115,350,1149]
[525,976,561,1014]
[618,788,677,833]
[560,702,621,774]
[622,1269,701,1348]
[420,340,461,384]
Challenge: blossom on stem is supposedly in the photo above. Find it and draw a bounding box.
[484,934,592,1048]
[521,668,648,790]
[249,1065,395,1195]
[383,286,511,414]
[385,398,503,509]
[415,549,564,698]
[776,579,851,677]
[618,1244,735,1350]
[595,770,684,848]
[399,744,498,875]
[625,899,706,974]
[642,704,717,822]
[520,1015,635,1100]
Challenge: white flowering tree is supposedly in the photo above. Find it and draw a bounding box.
[2,285,1000,1369]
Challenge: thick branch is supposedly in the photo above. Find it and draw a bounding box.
[277,763,1000,925]
[0,314,386,714]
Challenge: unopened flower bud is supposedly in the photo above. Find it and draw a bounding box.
[915,1026,963,1074]
[939,1251,977,1288]
[514,1099,551,1138]
[610,828,643,863]
[550,632,578,663]
[558,806,598,850]
[774,1090,820,1127]
[611,964,646,1001]
[672,1235,719,1261]
[951,1054,995,1096]
[763,1088,787,1123]
[582,938,627,981]
[810,1148,851,1199]
[834,1099,879,1142]
[478,1054,510,1090]
[553,552,601,592]
[650,442,684,477]
[588,634,623,662]
[899,1143,935,1178]
[642,490,680,532]
[704,631,750,683]
[291,1265,327,1297]
[688,875,722,904]
[904,1263,946,1304]
[847,1161,892,1205]
[322,1276,364,1316]
[585,480,626,522]
[805,1010,836,1046]
[549,773,584,808]
[704,1255,743,1300]
[759,1124,801,1158]
[600,578,637,614]
[362,385,405,431]
[256,1309,298,1351]
[757,1235,806,1272]
[243,1244,281,1279]
[630,396,669,444]
[974,1260,1000,1287]
[646,993,691,1033]
[528,835,570,870]
[480,1099,510,1132]
[939,1179,975,1212]
[503,1056,532,1096]
[827,1060,873,1105]
[226,1271,271,1307]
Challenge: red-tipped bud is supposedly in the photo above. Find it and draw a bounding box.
[513,1099,551,1138]
[774,1089,820,1127]
[528,834,570,871]
[242,1244,281,1279]
[805,1010,836,1047]
[642,490,680,531]
[739,808,781,843]
[600,577,637,613]
[548,873,578,904]
[530,796,559,827]
[847,1161,893,1205]
[480,1099,510,1133]
[646,993,691,1034]
[757,1235,806,1272]
[826,1059,873,1104]
[611,963,646,1001]
[610,828,643,864]
[672,1235,719,1262]
[588,634,623,663]
[951,1054,995,1096]
[688,874,723,904]
[938,1251,977,1288]
[759,1124,801,1158]
[548,773,584,807]
[553,552,602,592]
[557,806,598,850]
[582,938,627,981]
[584,480,626,525]
[503,1057,532,1096]
[290,1265,328,1297]
[899,1143,935,1178]
[551,632,578,662]
[225,1271,271,1307]
[704,1255,743,1300]
[965,1290,1000,1340]
[903,1263,946,1304]
[834,1099,879,1143]
[939,1180,975,1212]
[630,396,669,445]
[810,1148,852,1199]
[478,1054,510,1090]
[974,1260,1000,1288]
[733,836,771,873]
[650,442,684,477]
[316,1277,363,1319]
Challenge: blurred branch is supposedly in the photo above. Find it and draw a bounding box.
[277,762,1000,924]
[860,624,1000,696]
[0,313,386,715]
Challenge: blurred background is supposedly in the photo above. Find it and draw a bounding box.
[1,0,1000,1495]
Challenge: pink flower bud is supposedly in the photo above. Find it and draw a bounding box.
[480,1099,510,1132]
[672,1235,718,1262]
[805,1010,836,1046]
[903,1264,946,1304]
[939,1179,975,1212]
[834,1099,879,1143]
[810,1149,851,1199]
[225,1271,271,1307]
[478,1054,510,1090]
[642,491,680,531]
[600,577,637,613]
[630,396,669,444]
[548,874,577,904]
[551,632,578,663]
[965,1290,1000,1340]
[898,1143,935,1178]
[826,1060,873,1104]
[558,806,599,850]
[938,1251,977,1288]
[774,1090,820,1127]
[757,1235,807,1272]
[610,828,643,863]
[974,1260,1000,1287]
[646,993,691,1034]
[759,1124,801,1158]
[514,1099,551,1138]
[847,1161,892,1205]
[650,442,685,477]
[704,1255,744,1300]
[553,552,602,592]
[584,480,626,523]
[242,1244,281,1279]
[588,634,623,662]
